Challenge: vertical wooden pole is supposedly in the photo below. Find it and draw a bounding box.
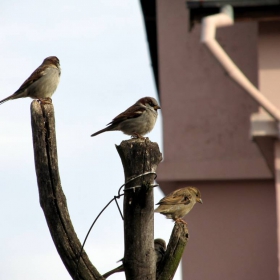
[116,138,162,280]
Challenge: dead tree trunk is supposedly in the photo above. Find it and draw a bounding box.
[31,101,189,280]
[116,139,162,280]
[31,101,104,280]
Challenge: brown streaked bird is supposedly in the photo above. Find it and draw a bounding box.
[102,238,166,279]
[0,56,61,105]
[154,187,202,224]
[91,96,161,138]
[154,238,167,266]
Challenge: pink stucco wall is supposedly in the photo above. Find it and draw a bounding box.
[157,0,272,180]
[159,180,277,280]
[156,0,278,279]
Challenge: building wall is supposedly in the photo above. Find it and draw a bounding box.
[156,0,278,279]
[159,180,278,280]
[156,0,272,181]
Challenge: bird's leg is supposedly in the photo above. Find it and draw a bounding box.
[131,133,145,139]
[38,97,52,104]
[175,218,187,225]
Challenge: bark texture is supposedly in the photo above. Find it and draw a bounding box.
[31,101,103,280]
[157,223,189,280]
[116,138,162,280]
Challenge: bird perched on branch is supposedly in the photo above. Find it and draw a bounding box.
[91,96,161,138]
[102,238,166,279]
[0,56,61,105]
[154,238,166,265]
[155,187,202,224]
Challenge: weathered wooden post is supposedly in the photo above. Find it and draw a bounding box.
[31,101,103,280]
[116,139,162,280]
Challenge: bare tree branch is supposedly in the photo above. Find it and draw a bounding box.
[31,101,104,280]
[157,223,188,280]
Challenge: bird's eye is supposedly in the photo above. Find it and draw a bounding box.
[149,101,154,106]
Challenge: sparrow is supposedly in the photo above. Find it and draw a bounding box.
[154,187,202,224]
[0,56,61,105]
[102,238,166,279]
[154,238,167,265]
[91,96,161,138]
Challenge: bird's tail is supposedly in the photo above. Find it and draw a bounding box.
[102,264,124,279]
[154,206,161,213]
[0,94,14,105]
[91,127,109,137]
[91,124,117,137]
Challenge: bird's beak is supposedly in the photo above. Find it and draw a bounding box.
[154,105,161,110]
[197,198,203,204]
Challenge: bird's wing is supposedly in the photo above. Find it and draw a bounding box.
[107,104,145,126]
[156,189,192,206]
[14,66,47,94]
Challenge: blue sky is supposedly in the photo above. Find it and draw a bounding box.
[0,1,182,279]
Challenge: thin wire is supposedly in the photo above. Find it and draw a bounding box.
[114,196,124,220]
[74,194,123,280]
[123,183,159,192]
[117,171,157,196]
[74,171,158,279]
